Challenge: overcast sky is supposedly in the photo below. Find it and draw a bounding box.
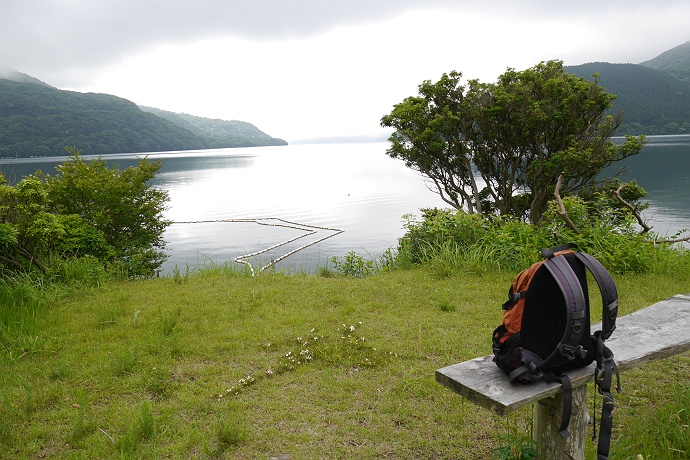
[1,1,689,142]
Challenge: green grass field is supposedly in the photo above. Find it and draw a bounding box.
[1,266,689,459]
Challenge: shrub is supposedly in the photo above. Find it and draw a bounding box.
[396,204,690,275]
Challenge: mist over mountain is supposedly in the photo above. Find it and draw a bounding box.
[0,74,286,158]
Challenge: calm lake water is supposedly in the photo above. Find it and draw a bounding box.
[2,136,689,274]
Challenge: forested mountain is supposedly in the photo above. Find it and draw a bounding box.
[565,61,690,135]
[640,41,690,84]
[139,107,287,148]
[0,75,286,158]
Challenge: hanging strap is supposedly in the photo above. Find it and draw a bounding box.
[593,333,621,460]
[543,373,574,438]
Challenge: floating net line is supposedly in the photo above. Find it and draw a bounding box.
[172,218,344,275]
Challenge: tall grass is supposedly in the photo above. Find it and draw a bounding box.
[396,208,690,276]
[0,273,51,358]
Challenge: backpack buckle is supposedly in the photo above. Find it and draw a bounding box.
[558,343,587,361]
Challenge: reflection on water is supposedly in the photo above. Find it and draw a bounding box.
[156,143,449,273]
[2,137,689,272]
[611,135,690,239]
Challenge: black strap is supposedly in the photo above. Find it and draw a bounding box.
[543,373,573,438]
[541,255,587,365]
[574,252,619,340]
[593,335,621,460]
[508,349,544,382]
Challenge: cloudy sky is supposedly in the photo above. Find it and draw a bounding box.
[1,1,689,142]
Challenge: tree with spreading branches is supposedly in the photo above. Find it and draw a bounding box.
[381,60,647,225]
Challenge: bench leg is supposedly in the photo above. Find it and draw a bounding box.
[534,384,588,460]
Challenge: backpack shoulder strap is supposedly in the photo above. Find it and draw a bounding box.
[540,252,588,364]
[573,252,619,340]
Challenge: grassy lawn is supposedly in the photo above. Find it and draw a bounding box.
[1,267,689,459]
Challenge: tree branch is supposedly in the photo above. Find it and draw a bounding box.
[612,182,690,244]
[610,183,652,234]
[554,174,580,235]
[0,254,24,271]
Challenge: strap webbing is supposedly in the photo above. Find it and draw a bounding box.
[543,373,573,438]
[574,252,619,340]
[594,335,621,460]
[541,255,587,365]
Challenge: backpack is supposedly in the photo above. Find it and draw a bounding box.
[492,243,621,459]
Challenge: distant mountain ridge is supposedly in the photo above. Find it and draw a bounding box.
[139,106,286,149]
[0,73,286,158]
[640,41,690,83]
[564,40,690,135]
[565,61,690,135]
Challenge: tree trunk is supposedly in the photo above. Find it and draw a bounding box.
[529,190,550,226]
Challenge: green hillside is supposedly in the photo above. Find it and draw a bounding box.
[566,62,690,135]
[0,75,286,158]
[640,40,690,83]
[0,78,209,158]
[140,106,287,148]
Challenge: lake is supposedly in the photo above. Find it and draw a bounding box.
[1,136,689,274]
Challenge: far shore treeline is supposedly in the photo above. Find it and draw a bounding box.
[0,72,286,159]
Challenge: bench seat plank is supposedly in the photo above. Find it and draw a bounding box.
[436,294,690,415]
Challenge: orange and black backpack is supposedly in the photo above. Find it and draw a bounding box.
[492,243,620,460]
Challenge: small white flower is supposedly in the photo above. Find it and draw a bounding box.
[349,325,355,332]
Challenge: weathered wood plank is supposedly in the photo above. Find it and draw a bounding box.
[436,294,690,415]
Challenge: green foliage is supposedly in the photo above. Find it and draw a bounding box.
[614,381,690,458]
[52,214,115,260]
[0,148,170,277]
[46,149,170,274]
[380,71,481,212]
[330,251,376,277]
[567,62,690,134]
[0,274,50,357]
[493,432,542,460]
[381,60,647,225]
[397,205,690,276]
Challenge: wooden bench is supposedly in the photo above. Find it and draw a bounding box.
[436,294,690,460]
